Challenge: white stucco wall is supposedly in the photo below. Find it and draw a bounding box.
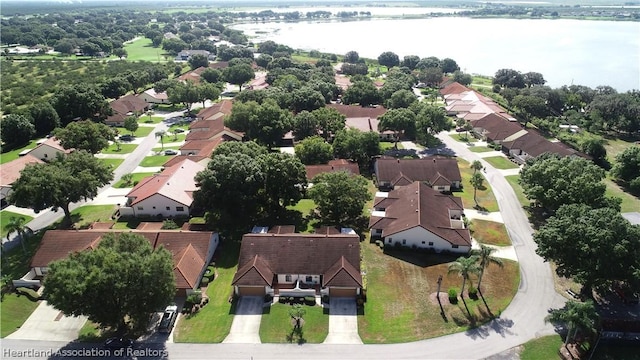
[277,274,321,285]
[130,194,190,217]
[383,226,469,254]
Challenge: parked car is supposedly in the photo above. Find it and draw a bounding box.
[164,149,178,155]
[119,134,134,141]
[173,128,185,133]
[455,127,466,132]
[158,305,178,333]
[103,337,133,350]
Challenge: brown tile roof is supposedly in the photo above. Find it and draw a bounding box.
[163,155,208,168]
[267,225,296,234]
[502,130,582,158]
[232,233,362,288]
[440,82,471,96]
[369,182,471,246]
[88,222,115,229]
[327,104,387,119]
[31,230,215,290]
[180,138,225,157]
[0,154,44,187]
[470,113,524,142]
[322,256,362,287]
[136,222,164,230]
[178,67,207,84]
[375,157,462,188]
[209,61,229,69]
[110,94,149,115]
[34,137,70,153]
[196,100,233,121]
[305,159,360,181]
[313,226,342,235]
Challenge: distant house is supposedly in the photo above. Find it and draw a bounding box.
[232,229,362,298]
[139,89,170,105]
[28,137,71,162]
[304,159,360,181]
[327,104,393,140]
[0,154,44,205]
[175,49,215,61]
[178,101,242,157]
[440,82,516,121]
[105,94,150,127]
[178,66,208,84]
[369,182,471,253]
[196,100,233,121]
[470,113,524,144]
[501,130,584,164]
[374,157,462,191]
[28,229,219,296]
[119,158,205,218]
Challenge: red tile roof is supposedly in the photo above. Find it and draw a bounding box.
[375,157,462,188]
[305,159,360,181]
[196,100,233,121]
[470,113,524,142]
[0,154,44,187]
[163,155,208,168]
[327,104,387,119]
[440,82,471,96]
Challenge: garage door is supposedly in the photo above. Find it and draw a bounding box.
[329,288,357,298]
[238,286,265,297]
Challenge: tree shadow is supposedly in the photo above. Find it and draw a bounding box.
[286,326,307,345]
[382,248,458,267]
[464,316,515,340]
[478,290,495,318]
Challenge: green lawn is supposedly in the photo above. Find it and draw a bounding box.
[113,172,157,188]
[380,142,404,151]
[604,178,640,213]
[114,126,154,138]
[450,133,475,143]
[69,205,117,229]
[0,211,34,238]
[123,37,169,62]
[483,156,519,170]
[469,146,495,153]
[101,143,137,154]
[152,145,181,152]
[1,140,39,164]
[99,158,124,169]
[164,133,186,143]
[471,219,511,246]
[286,199,316,233]
[505,175,529,207]
[519,334,563,360]
[603,137,637,162]
[139,155,172,167]
[141,115,166,124]
[457,158,500,212]
[0,293,40,338]
[173,242,239,343]
[259,303,328,344]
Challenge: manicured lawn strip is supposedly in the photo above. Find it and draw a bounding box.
[470,219,511,246]
[505,175,529,207]
[77,321,105,342]
[259,303,328,343]
[100,158,124,169]
[173,242,239,343]
[152,146,181,152]
[0,211,33,238]
[450,133,474,143]
[139,155,172,167]
[358,243,519,343]
[1,140,39,164]
[603,137,637,162]
[102,143,137,154]
[115,126,154,138]
[380,142,404,151]
[291,54,318,64]
[604,178,640,213]
[123,37,168,62]
[483,156,519,170]
[70,205,116,228]
[113,172,157,188]
[0,293,40,338]
[141,116,166,124]
[519,334,563,360]
[286,199,317,233]
[468,146,495,153]
[165,133,186,143]
[457,158,500,212]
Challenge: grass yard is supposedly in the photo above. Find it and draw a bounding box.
[113,172,156,188]
[603,137,638,162]
[0,140,38,164]
[519,334,563,360]
[483,156,519,170]
[450,133,475,143]
[173,242,239,343]
[457,158,500,212]
[69,205,117,229]
[380,142,404,151]
[139,155,172,167]
[469,146,495,153]
[101,143,137,154]
[165,133,187,143]
[99,158,124,169]
[152,146,181,152]
[259,303,328,344]
[285,199,316,233]
[0,293,40,338]
[505,175,529,207]
[604,178,640,213]
[470,219,511,246]
[77,321,104,342]
[141,115,166,124]
[123,37,168,62]
[358,243,519,343]
[115,126,154,138]
[291,54,318,64]
[0,211,34,238]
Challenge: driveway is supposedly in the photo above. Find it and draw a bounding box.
[222,296,263,344]
[323,298,362,344]
[6,301,87,341]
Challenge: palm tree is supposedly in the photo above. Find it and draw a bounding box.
[3,216,31,254]
[470,172,484,207]
[545,300,598,347]
[471,160,484,174]
[121,173,134,187]
[472,244,504,291]
[155,130,166,151]
[447,255,480,298]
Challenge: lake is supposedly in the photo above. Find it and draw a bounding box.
[233,17,640,91]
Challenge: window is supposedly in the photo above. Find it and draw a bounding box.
[152,206,156,209]
[166,207,170,211]
[402,239,406,245]
[285,275,292,282]
[137,206,143,210]
[176,206,185,212]
[429,242,434,246]
[421,241,425,244]
[452,245,459,249]
[306,276,313,283]
[387,239,391,243]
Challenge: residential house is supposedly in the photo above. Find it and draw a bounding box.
[119,158,205,218]
[470,113,524,144]
[28,137,70,162]
[0,154,44,206]
[232,230,362,298]
[369,182,471,253]
[374,157,462,191]
[440,82,516,122]
[179,101,243,157]
[28,229,219,296]
[305,159,360,181]
[139,89,170,105]
[106,94,150,127]
[327,104,393,140]
[501,130,583,164]
[178,67,207,84]
[175,49,215,61]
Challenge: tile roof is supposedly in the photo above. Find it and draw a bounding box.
[369,182,471,246]
[502,130,582,158]
[305,159,360,181]
[470,113,524,142]
[33,137,69,153]
[0,154,44,187]
[143,89,168,100]
[178,67,207,84]
[375,157,462,188]
[110,94,149,116]
[31,230,215,290]
[440,82,471,96]
[196,100,233,121]
[126,158,205,207]
[232,233,362,288]
[327,104,387,119]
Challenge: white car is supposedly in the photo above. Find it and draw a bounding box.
[158,305,178,333]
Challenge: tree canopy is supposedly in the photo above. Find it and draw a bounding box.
[377,51,400,70]
[54,120,115,154]
[225,99,293,148]
[294,136,333,165]
[50,84,111,125]
[332,128,381,169]
[222,63,255,92]
[308,171,371,229]
[44,232,175,333]
[0,114,35,147]
[377,108,416,146]
[611,146,640,193]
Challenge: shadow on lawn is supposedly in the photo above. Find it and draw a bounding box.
[382,249,458,268]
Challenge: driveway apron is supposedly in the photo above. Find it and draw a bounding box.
[222,296,263,344]
[324,298,362,344]
[6,301,87,341]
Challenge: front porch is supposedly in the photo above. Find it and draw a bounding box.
[273,280,321,297]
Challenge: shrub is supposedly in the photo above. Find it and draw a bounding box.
[321,295,329,303]
[304,296,316,306]
[187,291,202,305]
[200,277,209,286]
[161,219,179,229]
[448,288,458,304]
[468,286,478,299]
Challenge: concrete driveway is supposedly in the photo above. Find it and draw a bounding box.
[324,298,362,344]
[222,296,263,344]
[6,301,87,341]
